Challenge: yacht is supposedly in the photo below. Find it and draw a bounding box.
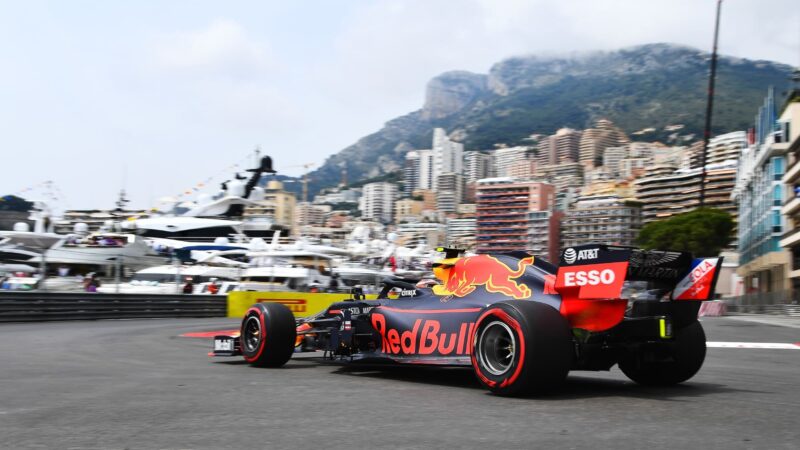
[30,231,167,273]
[211,249,334,292]
[97,264,242,294]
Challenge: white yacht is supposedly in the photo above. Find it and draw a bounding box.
[30,232,167,272]
[220,250,334,292]
[121,217,247,245]
[97,264,242,295]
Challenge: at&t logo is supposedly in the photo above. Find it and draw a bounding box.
[563,248,577,264]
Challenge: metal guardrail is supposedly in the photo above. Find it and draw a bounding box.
[722,291,800,316]
[0,292,227,323]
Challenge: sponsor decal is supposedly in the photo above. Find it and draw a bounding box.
[628,250,685,280]
[562,247,599,265]
[555,262,629,299]
[673,258,719,300]
[371,312,474,356]
[257,298,307,313]
[441,255,534,299]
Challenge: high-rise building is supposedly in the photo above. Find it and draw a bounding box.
[527,210,561,263]
[404,128,462,193]
[536,136,557,166]
[627,142,659,159]
[404,149,434,192]
[553,128,582,163]
[536,162,584,191]
[603,146,629,177]
[778,89,800,297]
[464,151,494,183]
[294,202,330,229]
[683,141,705,169]
[562,194,642,248]
[734,88,792,293]
[446,217,477,250]
[618,157,649,179]
[432,128,463,189]
[359,182,398,223]
[475,178,554,254]
[413,189,437,211]
[652,146,686,167]
[436,173,464,213]
[493,146,533,178]
[403,151,420,197]
[578,119,629,168]
[634,161,737,223]
[395,199,424,223]
[245,180,297,234]
[395,222,446,247]
[706,131,747,165]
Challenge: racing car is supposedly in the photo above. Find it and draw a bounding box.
[212,245,723,396]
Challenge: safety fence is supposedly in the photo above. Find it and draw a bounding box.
[722,291,800,317]
[0,292,227,323]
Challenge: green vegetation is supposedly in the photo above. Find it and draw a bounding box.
[635,208,735,257]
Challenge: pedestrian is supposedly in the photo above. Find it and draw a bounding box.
[85,273,100,293]
[208,278,220,295]
[328,273,340,292]
[182,277,194,294]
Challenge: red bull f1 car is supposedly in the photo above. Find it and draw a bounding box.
[211,245,723,396]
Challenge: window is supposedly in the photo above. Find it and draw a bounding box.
[772,210,782,233]
[773,157,785,180]
[774,185,783,206]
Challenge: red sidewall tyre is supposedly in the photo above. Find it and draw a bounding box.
[240,303,296,367]
[471,301,573,396]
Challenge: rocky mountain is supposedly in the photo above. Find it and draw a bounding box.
[306,43,794,196]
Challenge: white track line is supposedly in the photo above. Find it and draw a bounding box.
[707,342,800,350]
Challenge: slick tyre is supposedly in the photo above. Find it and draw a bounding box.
[619,321,706,386]
[471,301,574,396]
[240,303,296,367]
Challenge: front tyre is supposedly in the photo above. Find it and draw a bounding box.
[471,301,574,396]
[241,303,296,367]
[619,321,706,385]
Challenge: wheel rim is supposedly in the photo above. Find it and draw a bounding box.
[243,315,262,353]
[477,320,516,376]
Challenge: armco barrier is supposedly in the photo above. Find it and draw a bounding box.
[227,291,378,319]
[0,292,227,322]
[722,291,800,316]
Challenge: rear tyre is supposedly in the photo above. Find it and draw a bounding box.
[619,321,706,385]
[471,301,574,396]
[241,303,296,367]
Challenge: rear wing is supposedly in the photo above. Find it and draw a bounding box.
[555,244,723,301]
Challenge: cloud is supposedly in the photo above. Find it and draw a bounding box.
[152,18,273,78]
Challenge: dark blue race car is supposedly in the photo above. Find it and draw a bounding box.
[212,245,723,396]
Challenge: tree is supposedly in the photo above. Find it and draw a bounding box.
[635,208,734,257]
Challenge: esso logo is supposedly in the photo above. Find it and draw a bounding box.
[563,269,615,287]
[563,248,577,264]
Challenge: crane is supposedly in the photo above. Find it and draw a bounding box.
[283,162,316,202]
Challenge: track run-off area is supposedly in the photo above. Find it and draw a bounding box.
[1,315,798,449]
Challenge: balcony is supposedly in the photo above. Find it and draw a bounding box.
[782,196,800,217]
[780,226,800,249]
[783,160,800,185]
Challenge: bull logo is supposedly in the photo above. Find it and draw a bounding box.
[442,255,534,299]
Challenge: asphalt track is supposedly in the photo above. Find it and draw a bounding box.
[1,316,798,449]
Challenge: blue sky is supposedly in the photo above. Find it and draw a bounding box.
[1,0,798,210]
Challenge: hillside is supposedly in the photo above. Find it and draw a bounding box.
[306,43,794,196]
